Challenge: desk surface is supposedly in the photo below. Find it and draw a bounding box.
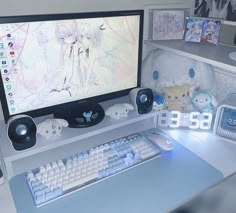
[9,129,223,213]
[171,172,236,213]
[1,128,236,213]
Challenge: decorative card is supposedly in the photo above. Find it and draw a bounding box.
[152,10,185,40]
[202,19,221,44]
[184,18,203,42]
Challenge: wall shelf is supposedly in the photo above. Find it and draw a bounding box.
[144,40,236,74]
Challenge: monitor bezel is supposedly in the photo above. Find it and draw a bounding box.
[0,10,143,123]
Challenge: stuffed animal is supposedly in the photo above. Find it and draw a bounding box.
[153,94,165,111]
[191,90,218,113]
[142,49,215,93]
[37,118,69,139]
[105,103,134,119]
[83,111,93,123]
[163,84,190,112]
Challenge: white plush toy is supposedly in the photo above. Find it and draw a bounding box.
[105,103,134,120]
[37,118,69,139]
[191,90,218,113]
[142,49,216,93]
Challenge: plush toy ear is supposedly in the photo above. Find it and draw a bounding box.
[37,123,44,134]
[211,95,218,107]
[105,107,112,116]
[54,119,69,127]
[123,103,134,110]
[189,86,196,98]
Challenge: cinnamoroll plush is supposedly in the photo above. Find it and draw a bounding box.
[105,103,134,119]
[37,118,69,139]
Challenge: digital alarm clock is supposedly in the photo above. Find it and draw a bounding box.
[213,105,236,142]
[157,110,213,130]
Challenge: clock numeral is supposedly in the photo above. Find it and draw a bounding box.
[189,112,200,129]
[169,111,181,128]
[158,110,169,127]
[200,113,213,130]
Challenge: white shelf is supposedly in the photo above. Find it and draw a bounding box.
[0,111,157,161]
[144,40,236,73]
[0,108,158,178]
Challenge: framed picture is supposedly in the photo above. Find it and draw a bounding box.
[152,10,185,40]
[184,17,221,44]
[202,19,221,44]
[143,3,191,40]
[184,18,203,42]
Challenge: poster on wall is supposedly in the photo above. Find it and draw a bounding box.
[152,10,185,40]
[194,0,236,21]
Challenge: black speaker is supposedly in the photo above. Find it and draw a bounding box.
[129,88,154,114]
[7,115,37,151]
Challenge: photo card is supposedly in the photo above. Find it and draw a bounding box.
[202,19,221,44]
[184,18,203,42]
[152,10,185,40]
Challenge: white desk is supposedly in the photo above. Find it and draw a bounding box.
[1,128,236,213]
[164,129,236,177]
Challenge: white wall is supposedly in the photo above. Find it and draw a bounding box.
[0,0,190,16]
[0,0,191,121]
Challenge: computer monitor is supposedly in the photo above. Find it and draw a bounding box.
[0,10,143,126]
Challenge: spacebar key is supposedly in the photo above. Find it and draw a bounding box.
[62,172,98,191]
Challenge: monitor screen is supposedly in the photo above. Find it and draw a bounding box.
[0,10,143,123]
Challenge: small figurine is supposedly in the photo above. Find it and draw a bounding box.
[191,90,218,113]
[105,103,134,120]
[83,111,93,123]
[163,84,190,112]
[153,94,165,111]
[37,118,69,139]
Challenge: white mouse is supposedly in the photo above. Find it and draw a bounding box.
[147,133,173,151]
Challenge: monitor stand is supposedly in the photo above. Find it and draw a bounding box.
[54,102,105,128]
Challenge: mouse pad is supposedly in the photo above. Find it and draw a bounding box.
[9,129,223,213]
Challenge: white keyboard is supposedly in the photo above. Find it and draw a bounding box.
[26,133,161,206]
